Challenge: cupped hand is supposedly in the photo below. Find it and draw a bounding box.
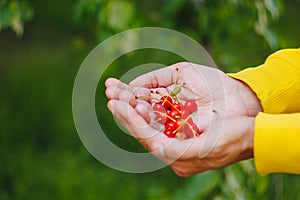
[105,62,261,176]
[105,95,254,177]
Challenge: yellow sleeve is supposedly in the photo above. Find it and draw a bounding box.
[255,112,300,175]
[228,48,300,114]
[227,48,300,175]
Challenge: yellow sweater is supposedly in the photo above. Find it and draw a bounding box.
[228,49,300,175]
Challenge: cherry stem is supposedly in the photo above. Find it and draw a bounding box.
[152,118,162,124]
[151,110,176,122]
[157,93,181,113]
[170,84,182,97]
[174,96,179,104]
[155,91,177,105]
[155,91,163,96]
[170,102,181,113]
[172,114,197,134]
[148,118,165,127]
[185,121,198,137]
[136,95,160,101]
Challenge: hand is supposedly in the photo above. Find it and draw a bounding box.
[128,62,262,130]
[105,95,254,177]
[105,62,260,176]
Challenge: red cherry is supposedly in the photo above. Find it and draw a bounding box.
[191,123,200,136]
[183,124,194,138]
[150,87,201,139]
[160,96,173,110]
[164,129,175,138]
[155,114,166,124]
[184,100,197,113]
[153,102,167,124]
[153,102,165,111]
[168,110,181,121]
[165,121,179,131]
[180,106,189,119]
[171,102,182,112]
[174,119,183,133]
[187,119,201,136]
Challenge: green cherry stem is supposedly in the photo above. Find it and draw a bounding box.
[169,84,182,97]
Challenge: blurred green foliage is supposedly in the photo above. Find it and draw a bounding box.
[1,0,300,199]
[0,0,33,37]
[73,0,283,66]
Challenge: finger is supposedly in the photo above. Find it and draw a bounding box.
[118,91,152,108]
[108,99,159,139]
[129,65,179,88]
[105,86,123,100]
[108,99,176,165]
[105,77,128,89]
[135,100,151,123]
[108,100,178,162]
[106,83,151,102]
[119,90,138,107]
[139,87,169,104]
[108,99,207,165]
[119,86,153,106]
[131,87,153,103]
[169,160,209,177]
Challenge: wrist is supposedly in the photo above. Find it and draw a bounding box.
[234,78,263,116]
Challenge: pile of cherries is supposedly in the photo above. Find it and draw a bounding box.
[148,87,201,139]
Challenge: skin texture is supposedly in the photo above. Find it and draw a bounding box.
[105,62,261,177]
